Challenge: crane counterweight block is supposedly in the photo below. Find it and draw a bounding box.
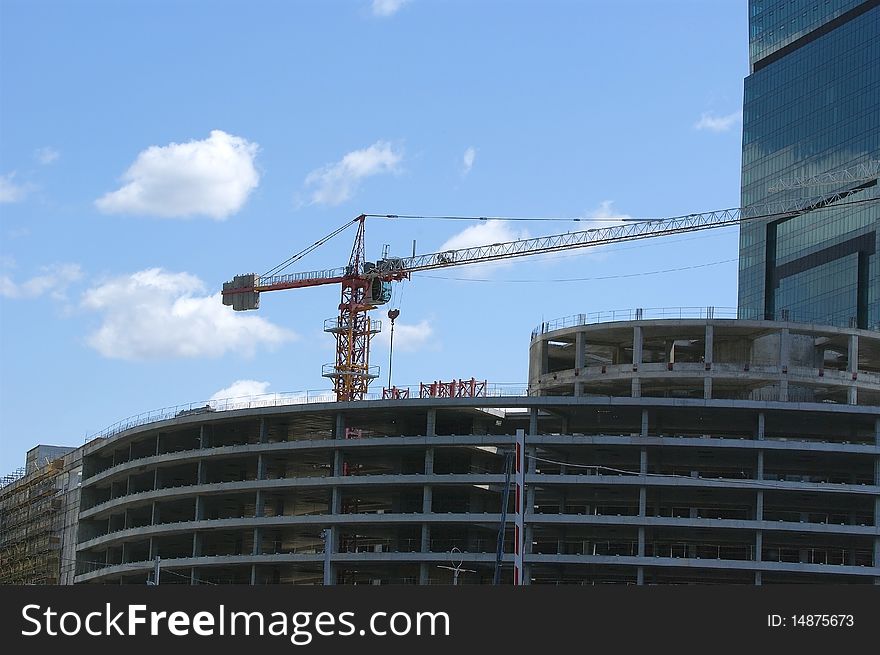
[222,274,260,311]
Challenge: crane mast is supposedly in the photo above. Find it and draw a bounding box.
[222,181,877,402]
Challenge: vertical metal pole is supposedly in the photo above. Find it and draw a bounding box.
[493,450,513,585]
[513,429,525,585]
[387,318,395,389]
[153,556,160,586]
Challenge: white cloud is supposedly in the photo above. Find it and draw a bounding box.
[462,146,476,176]
[376,318,434,352]
[81,268,293,360]
[0,172,28,203]
[34,147,60,165]
[372,0,410,17]
[95,130,259,219]
[436,219,529,278]
[304,140,402,206]
[586,199,631,224]
[209,379,272,402]
[0,263,83,300]
[694,110,742,133]
[439,219,528,252]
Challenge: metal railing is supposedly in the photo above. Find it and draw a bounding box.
[532,307,738,338]
[532,305,879,339]
[81,383,532,445]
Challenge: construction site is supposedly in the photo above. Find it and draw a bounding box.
[1,157,878,585]
[1,0,878,587]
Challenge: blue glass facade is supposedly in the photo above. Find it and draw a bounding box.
[738,0,879,329]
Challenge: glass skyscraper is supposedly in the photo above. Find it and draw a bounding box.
[739,0,879,329]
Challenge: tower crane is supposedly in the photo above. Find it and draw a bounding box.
[222,185,878,402]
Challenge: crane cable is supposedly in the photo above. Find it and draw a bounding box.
[261,216,360,279]
[415,257,737,283]
[263,195,877,279]
[365,195,878,224]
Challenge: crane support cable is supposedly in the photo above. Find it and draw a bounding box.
[415,257,738,283]
[252,192,876,292]
[261,216,361,279]
[365,213,630,222]
[391,192,876,274]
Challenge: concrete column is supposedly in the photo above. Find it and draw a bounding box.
[632,327,643,399]
[192,532,202,557]
[422,487,433,516]
[704,324,714,364]
[155,433,161,456]
[779,328,790,402]
[250,565,257,586]
[637,567,644,585]
[848,334,859,404]
[323,528,335,585]
[756,451,764,481]
[151,501,159,525]
[148,537,156,561]
[259,418,268,443]
[194,495,205,521]
[252,528,262,555]
[529,408,538,436]
[153,468,161,491]
[199,424,207,449]
[641,409,649,437]
[334,413,346,439]
[540,340,549,375]
[426,408,437,437]
[633,326,643,368]
[756,491,764,520]
[197,459,206,484]
[848,334,859,372]
[638,526,645,557]
[574,331,585,397]
[255,490,264,517]
[703,325,714,399]
[421,444,434,584]
[757,412,765,441]
[257,454,266,480]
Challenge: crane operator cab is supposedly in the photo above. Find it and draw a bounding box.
[362,261,395,305]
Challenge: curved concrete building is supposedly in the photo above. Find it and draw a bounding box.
[75,316,880,585]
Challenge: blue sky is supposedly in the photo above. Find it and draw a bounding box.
[0,0,747,471]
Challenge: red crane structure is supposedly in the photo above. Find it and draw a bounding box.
[223,183,878,402]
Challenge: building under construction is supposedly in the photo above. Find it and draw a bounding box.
[0,446,82,585]
[58,312,879,585]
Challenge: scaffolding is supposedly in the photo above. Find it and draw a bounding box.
[0,459,65,584]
